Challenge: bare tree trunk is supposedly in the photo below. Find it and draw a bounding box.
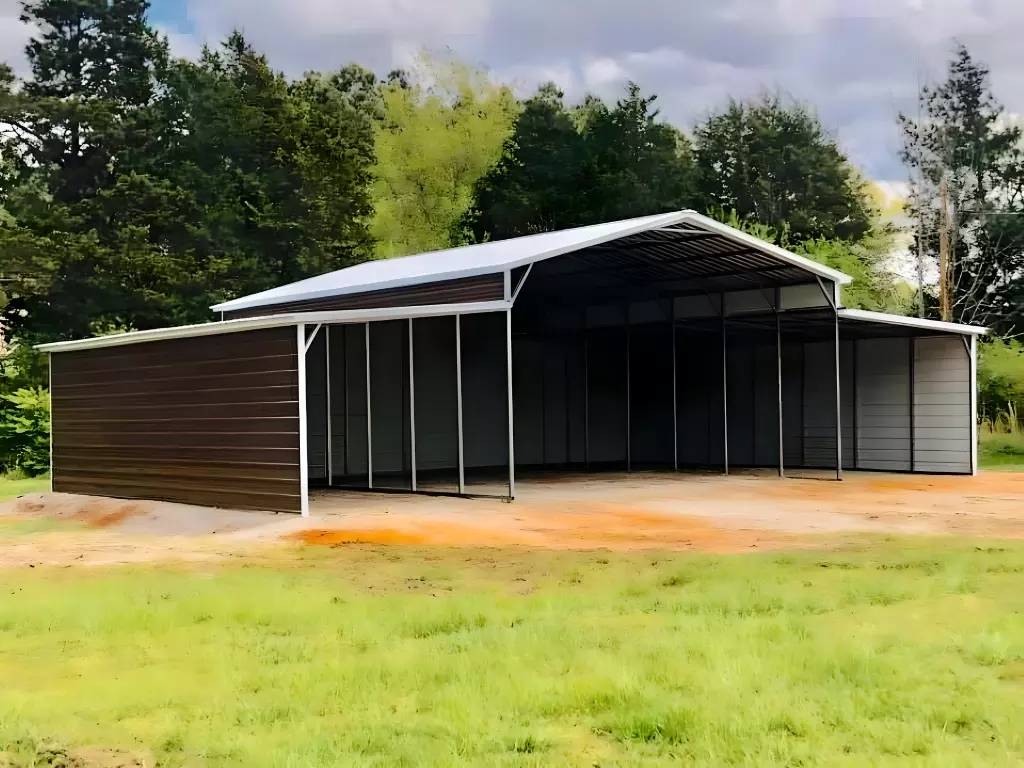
[939,178,951,321]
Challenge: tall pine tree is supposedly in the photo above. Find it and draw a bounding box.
[900,44,1024,333]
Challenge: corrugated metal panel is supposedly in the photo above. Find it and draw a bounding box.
[854,337,911,471]
[212,211,852,315]
[223,273,505,320]
[51,327,301,513]
[914,337,971,473]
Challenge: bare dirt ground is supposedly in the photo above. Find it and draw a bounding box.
[1,470,1023,568]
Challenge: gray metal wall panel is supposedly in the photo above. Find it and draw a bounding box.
[841,340,855,470]
[342,325,369,478]
[854,337,911,471]
[727,342,755,466]
[677,334,716,466]
[587,327,628,463]
[413,317,458,473]
[782,343,804,467]
[630,325,675,466]
[461,313,509,470]
[542,340,570,464]
[369,320,408,478]
[753,344,780,467]
[802,342,837,468]
[513,338,545,465]
[914,337,971,473]
[305,328,328,482]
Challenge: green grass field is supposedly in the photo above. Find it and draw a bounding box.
[980,432,1024,471]
[2,540,1024,766]
[0,474,49,502]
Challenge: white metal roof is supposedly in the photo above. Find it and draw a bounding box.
[36,300,511,353]
[212,210,853,314]
[838,308,987,336]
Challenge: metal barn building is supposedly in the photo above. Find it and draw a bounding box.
[40,211,986,515]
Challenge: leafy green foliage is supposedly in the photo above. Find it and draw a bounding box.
[978,339,1024,431]
[469,82,696,240]
[694,93,874,244]
[371,54,518,257]
[900,44,1024,333]
[0,386,50,476]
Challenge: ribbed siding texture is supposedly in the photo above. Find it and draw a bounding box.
[913,337,972,473]
[222,273,505,320]
[50,327,301,513]
[855,337,912,471]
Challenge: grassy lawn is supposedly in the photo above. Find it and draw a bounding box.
[0,474,49,502]
[1,541,1024,766]
[980,433,1024,472]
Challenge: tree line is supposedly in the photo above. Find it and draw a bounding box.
[1,0,1023,472]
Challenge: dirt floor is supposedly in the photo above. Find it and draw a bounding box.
[1,470,1023,567]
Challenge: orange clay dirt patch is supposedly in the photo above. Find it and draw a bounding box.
[1,470,1023,567]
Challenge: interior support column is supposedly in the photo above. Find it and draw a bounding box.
[506,309,516,499]
[625,305,632,472]
[408,319,417,492]
[456,314,465,494]
[721,294,729,475]
[583,311,590,471]
[833,305,843,481]
[297,324,309,517]
[326,325,332,487]
[775,294,784,478]
[671,301,678,472]
[365,322,373,490]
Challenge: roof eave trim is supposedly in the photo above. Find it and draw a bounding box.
[37,300,512,353]
[838,307,988,335]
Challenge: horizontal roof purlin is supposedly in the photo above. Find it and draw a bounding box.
[211,210,853,314]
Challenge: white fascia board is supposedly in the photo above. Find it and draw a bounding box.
[676,212,854,286]
[212,211,691,313]
[37,300,511,353]
[838,308,988,336]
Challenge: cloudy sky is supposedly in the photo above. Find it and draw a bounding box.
[2,0,1022,183]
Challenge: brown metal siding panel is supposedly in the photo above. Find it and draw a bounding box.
[222,273,505,320]
[50,327,301,513]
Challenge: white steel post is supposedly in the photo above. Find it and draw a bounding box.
[506,309,516,499]
[365,322,373,490]
[721,295,729,475]
[834,308,843,481]
[326,326,332,487]
[671,302,678,472]
[297,324,310,517]
[409,318,417,491]
[456,314,465,494]
[970,334,978,476]
[776,302,784,478]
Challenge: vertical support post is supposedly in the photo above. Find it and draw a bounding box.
[583,312,590,471]
[456,314,465,494]
[833,305,842,481]
[721,294,729,475]
[365,322,373,490]
[671,301,678,472]
[909,337,916,473]
[48,353,53,492]
[506,309,516,499]
[409,318,417,492]
[343,327,349,478]
[970,335,978,475]
[297,324,310,517]
[852,339,859,470]
[625,305,631,472]
[776,295,784,478]
[326,326,332,488]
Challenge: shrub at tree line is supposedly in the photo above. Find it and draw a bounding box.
[1,2,1022,476]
